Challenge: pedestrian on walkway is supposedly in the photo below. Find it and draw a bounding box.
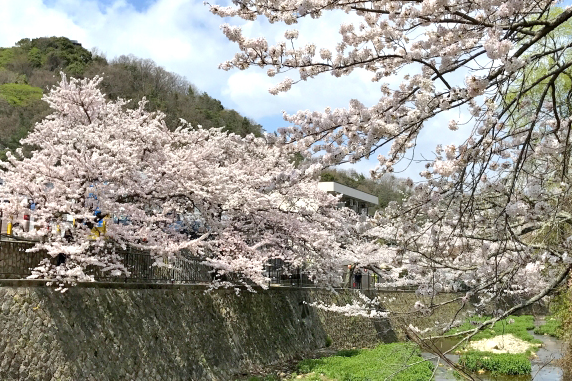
[354,269,362,289]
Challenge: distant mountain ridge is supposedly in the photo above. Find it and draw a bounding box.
[0,36,263,159]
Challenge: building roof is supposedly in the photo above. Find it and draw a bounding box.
[318,182,378,205]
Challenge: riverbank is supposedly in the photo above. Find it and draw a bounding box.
[244,315,566,381]
[245,343,434,381]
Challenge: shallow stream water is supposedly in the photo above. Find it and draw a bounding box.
[421,321,565,380]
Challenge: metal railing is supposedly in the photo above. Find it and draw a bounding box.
[0,240,57,279]
[265,258,314,287]
[0,239,214,284]
[0,238,390,290]
[0,239,314,286]
[343,270,381,291]
[88,248,213,284]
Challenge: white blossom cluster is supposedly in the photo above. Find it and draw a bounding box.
[211,0,572,169]
[212,0,572,328]
[307,292,389,318]
[0,75,363,286]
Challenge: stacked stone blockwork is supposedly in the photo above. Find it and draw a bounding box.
[0,285,471,381]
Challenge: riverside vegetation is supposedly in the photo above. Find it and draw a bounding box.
[534,285,570,340]
[293,344,434,381]
[445,315,541,376]
[246,314,566,380]
[247,343,434,381]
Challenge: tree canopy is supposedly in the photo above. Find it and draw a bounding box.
[0,75,359,287]
[212,0,572,336]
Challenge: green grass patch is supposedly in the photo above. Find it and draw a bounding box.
[445,315,541,344]
[534,317,562,338]
[534,286,571,340]
[296,342,433,381]
[459,351,531,375]
[0,83,43,106]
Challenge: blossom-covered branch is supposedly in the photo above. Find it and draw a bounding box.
[213,0,572,332]
[0,75,362,286]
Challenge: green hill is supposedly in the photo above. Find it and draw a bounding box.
[0,36,263,159]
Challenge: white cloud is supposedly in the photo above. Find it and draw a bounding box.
[0,0,388,121]
[223,68,382,119]
[221,8,405,119]
[0,0,87,45]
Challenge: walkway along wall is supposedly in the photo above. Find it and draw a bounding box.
[0,284,490,381]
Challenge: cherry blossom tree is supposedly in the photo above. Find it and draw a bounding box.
[0,74,362,287]
[212,0,572,342]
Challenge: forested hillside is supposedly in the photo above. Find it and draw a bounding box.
[0,36,262,159]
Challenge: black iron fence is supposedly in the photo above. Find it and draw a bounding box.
[0,238,214,284]
[0,239,314,286]
[264,259,384,290]
[342,269,382,291]
[88,248,213,284]
[0,240,58,279]
[0,238,388,290]
[265,258,314,287]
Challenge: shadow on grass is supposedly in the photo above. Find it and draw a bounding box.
[334,349,361,358]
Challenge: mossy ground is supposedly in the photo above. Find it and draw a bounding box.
[291,343,433,381]
[247,376,282,381]
[534,316,562,338]
[445,315,540,344]
[459,351,531,375]
[246,315,549,380]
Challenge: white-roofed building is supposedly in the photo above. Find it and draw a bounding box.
[318,182,378,215]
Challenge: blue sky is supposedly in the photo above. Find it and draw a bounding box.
[98,0,154,12]
[2,0,374,131]
[1,0,566,180]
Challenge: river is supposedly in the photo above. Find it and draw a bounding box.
[421,322,565,380]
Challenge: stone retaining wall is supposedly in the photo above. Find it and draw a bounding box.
[0,284,503,381]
